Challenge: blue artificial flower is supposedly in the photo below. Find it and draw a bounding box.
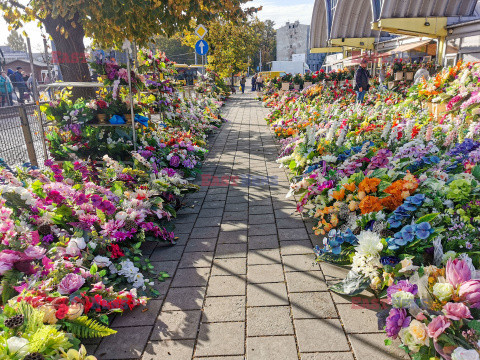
[415,222,433,240]
[400,225,415,243]
[380,256,400,266]
[407,194,425,206]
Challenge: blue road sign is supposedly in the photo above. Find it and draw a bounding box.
[195,40,209,56]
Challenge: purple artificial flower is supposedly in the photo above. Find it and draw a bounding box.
[57,273,85,294]
[387,280,418,303]
[90,194,103,207]
[161,168,177,177]
[385,308,411,339]
[169,155,181,168]
[42,234,55,244]
[182,159,195,169]
[24,245,46,260]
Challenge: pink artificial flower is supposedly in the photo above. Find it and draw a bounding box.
[442,302,473,320]
[14,283,28,294]
[0,261,13,275]
[57,273,85,295]
[427,315,451,339]
[458,280,480,308]
[24,245,47,260]
[446,258,471,287]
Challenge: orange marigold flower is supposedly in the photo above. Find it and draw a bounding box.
[359,196,384,214]
[358,177,381,194]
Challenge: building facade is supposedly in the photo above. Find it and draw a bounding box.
[276,21,310,61]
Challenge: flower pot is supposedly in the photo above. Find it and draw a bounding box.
[388,81,395,89]
[294,84,301,90]
[394,72,404,81]
[281,82,290,91]
[123,114,133,124]
[304,81,313,88]
[97,113,107,124]
[405,72,414,81]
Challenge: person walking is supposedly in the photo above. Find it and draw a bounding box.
[11,67,28,103]
[354,58,371,103]
[240,75,246,94]
[256,74,264,91]
[251,74,257,91]
[0,71,13,107]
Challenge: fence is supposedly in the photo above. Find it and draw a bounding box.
[0,103,47,169]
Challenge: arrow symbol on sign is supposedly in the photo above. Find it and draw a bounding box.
[199,41,205,54]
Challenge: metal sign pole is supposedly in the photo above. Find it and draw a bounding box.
[26,36,49,161]
[125,44,137,152]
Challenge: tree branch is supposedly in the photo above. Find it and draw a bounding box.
[6,0,26,10]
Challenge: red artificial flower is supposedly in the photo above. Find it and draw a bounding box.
[109,244,125,259]
[55,304,69,319]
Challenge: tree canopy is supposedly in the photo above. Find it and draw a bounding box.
[6,29,26,52]
[0,0,255,47]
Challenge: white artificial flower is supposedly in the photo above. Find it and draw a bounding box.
[451,347,480,360]
[7,337,29,357]
[94,256,112,268]
[355,231,383,257]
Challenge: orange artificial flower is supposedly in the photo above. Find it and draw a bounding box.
[379,195,403,211]
[332,188,345,201]
[358,177,381,194]
[343,182,356,192]
[359,196,384,214]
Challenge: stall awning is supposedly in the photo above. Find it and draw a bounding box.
[382,40,432,56]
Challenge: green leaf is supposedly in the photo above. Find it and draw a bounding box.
[67,316,117,338]
[90,263,98,275]
[384,338,392,346]
[415,213,439,224]
[473,166,480,181]
[468,320,480,331]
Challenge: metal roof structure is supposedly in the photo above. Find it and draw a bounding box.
[310,0,480,50]
[378,0,478,19]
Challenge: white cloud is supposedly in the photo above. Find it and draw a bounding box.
[249,0,314,28]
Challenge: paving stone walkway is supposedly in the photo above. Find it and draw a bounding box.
[91,93,409,360]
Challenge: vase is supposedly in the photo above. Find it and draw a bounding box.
[294,84,300,90]
[97,113,107,124]
[405,72,414,81]
[281,82,290,91]
[394,72,404,81]
[304,82,313,88]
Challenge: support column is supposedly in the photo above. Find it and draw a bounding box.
[437,36,447,66]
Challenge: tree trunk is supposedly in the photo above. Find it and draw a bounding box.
[42,13,95,99]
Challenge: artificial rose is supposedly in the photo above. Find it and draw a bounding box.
[7,337,29,357]
[391,291,415,309]
[66,303,84,320]
[385,308,411,339]
[446,258,471,287]
[451,347,480,360]
[443,302,473,321]
[24,245,47,260]
[400,319,429,352]
[433,282,454,302]
[427,315,451,339]
[458,280,480,308]
[57,273,85,295]
[93,255,112,268]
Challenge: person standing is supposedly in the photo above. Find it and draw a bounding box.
[354,58,371,103]
[11,67,28,103]
[378,65,387,91]
[0,71,13,107]
[414,63,430,84]
[240,75,246,94]
[251,74,257,91]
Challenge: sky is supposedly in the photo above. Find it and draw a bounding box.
[0,0,315,50]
